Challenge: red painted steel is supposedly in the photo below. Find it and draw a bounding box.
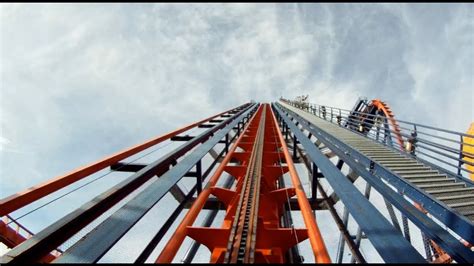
[155,105,262,263]
[0,216,59,262]
[370,99,404,149]
[268,104,331,263]
[0,104,247,216]
[372,100,460,263]
[156,104,330,263]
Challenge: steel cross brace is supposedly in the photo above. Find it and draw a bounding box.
[277,102,474,244]
[272,103,426,263]
[0,104,258,264]
[275,103,474,263]
[50,104,258,264]
[135,140,238,263]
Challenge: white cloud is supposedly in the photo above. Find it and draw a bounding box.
[0,3,472,263]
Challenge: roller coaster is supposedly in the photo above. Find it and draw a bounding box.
[0,97,473,263]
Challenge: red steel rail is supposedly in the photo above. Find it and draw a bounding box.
[155,104,262,263]
[0,215,59,262]
[0,104,248,216]
[156,104,330,263]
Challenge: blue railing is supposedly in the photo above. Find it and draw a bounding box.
[280,98,474,183]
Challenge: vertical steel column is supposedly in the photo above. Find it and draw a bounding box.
[422,232,433,260]
[225,133,229,154]
[399,191,411,243]
[311,163,318,201]
[351,183,372,263]
[383,199,401,232]
[196,160,202,194]
[336,208,350,263]
[293,134,298,161]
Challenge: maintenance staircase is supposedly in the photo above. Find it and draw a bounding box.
[281,102,474,221]
[0,99,473,263]
[277,100,474,239]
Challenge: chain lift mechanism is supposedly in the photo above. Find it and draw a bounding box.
[0,98,473,263]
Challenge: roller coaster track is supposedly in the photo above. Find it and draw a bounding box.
[1,98,473,263]
[156,104,331,263]
[369,99,404,149]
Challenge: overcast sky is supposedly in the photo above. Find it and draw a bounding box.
[0,3,473,262]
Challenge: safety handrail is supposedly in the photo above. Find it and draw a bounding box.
[281,98,474,180]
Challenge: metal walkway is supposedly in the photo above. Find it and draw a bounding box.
[278,102,474,220]
[1,99,472,263]
[275,101,474,249]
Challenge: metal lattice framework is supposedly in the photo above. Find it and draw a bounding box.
[0,98,473,263]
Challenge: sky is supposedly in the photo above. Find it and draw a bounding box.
[0,3,473,262]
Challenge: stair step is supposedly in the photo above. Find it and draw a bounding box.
[370,154,408,160]
[418,182,465,189]
[392,170,439,175]
[447,201,474,208]
[379,162,422,166]
[364,152,399,156]
[425,187,474,197]
[376,157,417,162]
[358,148,391,151]
[461,210,474,217]
[387,165,431,170]
[409,177,454,184]
[400,173,447,179]
[438,194,474,201]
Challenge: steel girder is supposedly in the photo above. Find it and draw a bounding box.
[274,102,474,263]
[277,101,474,243]
[273,103,426,263]
[0,103,257,264]
[50,104,258,264]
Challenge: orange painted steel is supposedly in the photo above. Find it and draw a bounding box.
[156,104,330,263]
[370,99,404,150]
[413,203,453,263]
[373,100,456,263]
[155,104,262,263]
[268,104,332,263]
[0,216,58,262]
[0,104,247,217]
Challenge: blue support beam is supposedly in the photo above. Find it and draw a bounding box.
[274,103,474,263]
[50,104,259,263]
[0,103,258,264]
[272,103,426,263]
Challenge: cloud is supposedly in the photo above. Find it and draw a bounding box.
[0,3,472,261]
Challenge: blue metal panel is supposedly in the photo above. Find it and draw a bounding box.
[51,104,259,263]
[275,104,474,263]
[272,104,426,263]
[0,104,258,264]
[276,102,474,245]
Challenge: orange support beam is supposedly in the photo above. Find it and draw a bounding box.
[155,104,263,263]
[156,104,330,263]
[268,103,332,263]
[370,99,404,150]
[0,217,58,262]
[0,104,247,217]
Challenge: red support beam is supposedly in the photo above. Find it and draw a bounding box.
[155,104,331,263]
[155,104,261,263]
[0,104,248,216]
